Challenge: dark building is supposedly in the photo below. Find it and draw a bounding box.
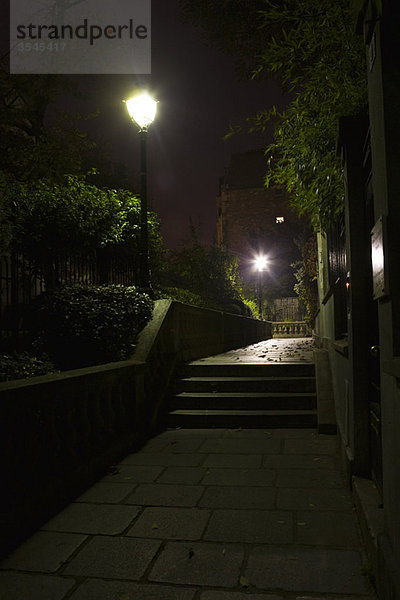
[216,150,309,300]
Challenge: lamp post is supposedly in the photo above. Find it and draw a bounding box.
[254,255,268,319]
[124,92,157,294]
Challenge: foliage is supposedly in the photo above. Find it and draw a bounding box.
[165,226,244,311]
[292,235,318,325]
[0,173,164,286]
[0,69,97,181]
[29,284,153,369]
[155,286,206,307]
[0,352,56,382]
[240,296,259,319]
[181,0,368,229]
[180,0,269,78]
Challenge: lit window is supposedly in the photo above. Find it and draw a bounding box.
[275,216,285,224]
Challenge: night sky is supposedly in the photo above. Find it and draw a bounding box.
[1,0,287,249]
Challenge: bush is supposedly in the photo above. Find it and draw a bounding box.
[29,284,153,369]
[0,173,165,288]
[0,353,56,382]
[156,286,206,307]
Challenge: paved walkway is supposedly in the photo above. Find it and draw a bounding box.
[0,427,377,600]
[194,338,315,364]
[0,339,377,600]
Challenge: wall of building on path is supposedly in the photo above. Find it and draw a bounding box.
[315,2,400,598]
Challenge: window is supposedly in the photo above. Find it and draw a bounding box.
[275,216,285,224]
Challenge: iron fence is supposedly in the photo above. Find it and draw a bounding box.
[0,251,138,337]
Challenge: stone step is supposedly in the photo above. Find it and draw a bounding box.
[171,391,317,411]
[167,409,317,429]
[181,362,315,378]
[176,376,316,394]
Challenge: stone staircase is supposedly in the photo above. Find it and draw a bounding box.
[167,360,317,428]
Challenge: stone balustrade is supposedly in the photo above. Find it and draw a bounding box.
[272,321,310,338]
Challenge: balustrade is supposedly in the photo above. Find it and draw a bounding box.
[272,321,310,338]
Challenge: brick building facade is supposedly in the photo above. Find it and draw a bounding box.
[216,150,309,296]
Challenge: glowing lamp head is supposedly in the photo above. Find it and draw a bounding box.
[254,255,268,271]
[125,92,157,129]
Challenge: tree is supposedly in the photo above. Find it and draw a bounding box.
[180,0,368,228]
[164,225,247,312]
[0,172,163,287]
[0,67,99,181]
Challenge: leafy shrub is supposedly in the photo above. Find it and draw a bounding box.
[240,298,258,319]
[292,235,318,326]
[165,226,244,311]
[0,173,164,287]
[29,284,153,369]
[0,353,56,382]
[156,286,206,307]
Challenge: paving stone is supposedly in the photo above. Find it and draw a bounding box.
[141,438,171,452]
[157,467,206,484]
[155,438,206,453]
[283,438,339,455]
[202,454,262,468]
[102,464,163,483]
[159,429,227,438]
[0,531,86,573]
[120,452,204,467]
[125,483,204,507]
[262,454,335,469]
[222,429,274,439]
[277,488,354,511]
[269,429,318,439]
[245,546,368,594]
[69,580,197,600]
[42,503,140,535]
[201,468,275,487]
[225,427,273,441]
[276,469,346,488]
[295,511,361,547]
[63,536,161,579]
[204,509,293,544]
[199,486,275,510]
[199,438,281,455]
[295,595,374,600]
[200,593,284,600]
[149,541,243,587]
[126,507,210,540]
[0,572,75,600]
[76,482,136,503]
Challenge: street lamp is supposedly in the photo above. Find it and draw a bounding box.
[124,92,157,293]
[254,254,268,319]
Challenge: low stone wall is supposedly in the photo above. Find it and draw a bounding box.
[134,300,272,430]
[0,360,146,559]
[0,300,271,558]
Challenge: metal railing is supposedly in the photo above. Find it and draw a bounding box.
[0,251,137,337]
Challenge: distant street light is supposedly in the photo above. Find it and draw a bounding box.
[254,254,268,319]
[124,92,157,293]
